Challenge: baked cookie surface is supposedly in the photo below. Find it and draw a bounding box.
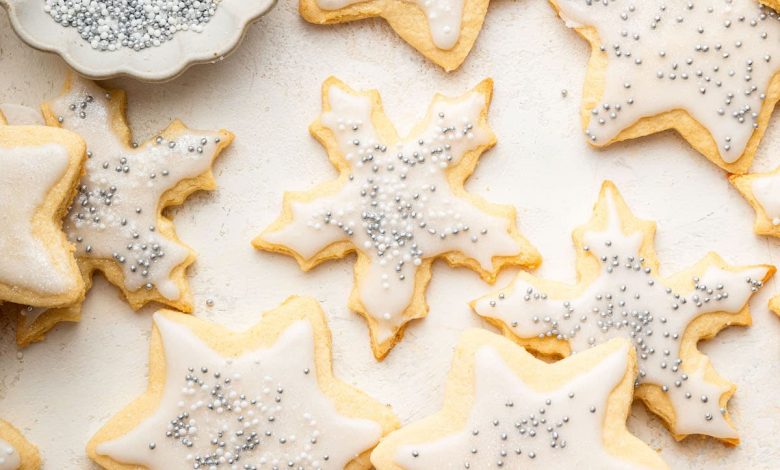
[472,181,774,443]
[371,333,667,469]
[299,0,490,71]
[254,77,540,359]
[761,1,780,11]
[0,118,86,308]
[550,0,780,173]
[87,296,399,469]
[0,420,40,470]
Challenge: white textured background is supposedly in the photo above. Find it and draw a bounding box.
[1,0,779,468]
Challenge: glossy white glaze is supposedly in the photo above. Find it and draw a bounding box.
[97,315,383,468]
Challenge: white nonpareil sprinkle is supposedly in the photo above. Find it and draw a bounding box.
[42,0,222,52]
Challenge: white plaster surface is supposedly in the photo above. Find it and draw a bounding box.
[0,0,779,468]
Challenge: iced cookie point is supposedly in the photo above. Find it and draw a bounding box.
[0,420,40,470]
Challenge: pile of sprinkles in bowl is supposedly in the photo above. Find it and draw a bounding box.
[42,0,222,51]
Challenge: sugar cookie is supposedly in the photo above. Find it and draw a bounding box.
[87,296,399,469]
[3,75,234,346]
[471,181,773,444]
[730,168,780,237]
[371,333,668,469]
[8,284,88,347]
[0,114,86,308]
[0,105,82,345]
[299,0,490,71]
[0,420,40,470]
[550,0,780,174]
[254,77,540,360]
[761,1,780,11]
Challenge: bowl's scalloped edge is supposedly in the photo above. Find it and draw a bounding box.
[0,0,277,82]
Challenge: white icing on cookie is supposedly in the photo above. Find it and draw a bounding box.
[48,79,224,301]
[0,144,78,296]
[264,86,520,341]
[413,0,465,49]
[316,0,464,49]
[556,0,780,162]
[474,189,769,439]
[0,439,20,470]
[0,104,44,126]
[18,305,50,325]
[750,172,780,225]
[395,344,638,468]
[96,315,383,468]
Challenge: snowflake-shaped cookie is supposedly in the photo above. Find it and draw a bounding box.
[472,181,773,443]
[88,296,399,469]
[254,77,540,359]
[6,76,233,347]
[0,116,86,308]
[551,0,780,173]
[300,0,490,71]
[372,332,668,469]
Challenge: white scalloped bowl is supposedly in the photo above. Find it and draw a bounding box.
[1,0,276,81]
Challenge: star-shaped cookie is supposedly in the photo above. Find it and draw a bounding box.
[471,181,773,443]
[87,296,399,469]
[3,76,234,346]
[299,0,490,71]
[0,420,40,470]
[0,115,86,308]
[550,0,780,173]
[371,332,668,469]
[254,77,540,359]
